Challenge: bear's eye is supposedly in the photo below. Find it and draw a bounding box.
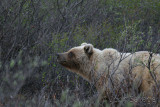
[68,52,74,58]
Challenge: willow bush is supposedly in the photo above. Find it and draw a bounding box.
[0,0,160,106]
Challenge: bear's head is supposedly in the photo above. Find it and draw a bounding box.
[57,43,95,81]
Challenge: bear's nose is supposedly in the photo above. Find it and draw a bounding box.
[56,53,60,59]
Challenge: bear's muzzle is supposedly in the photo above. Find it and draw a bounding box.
[56,53,67,63]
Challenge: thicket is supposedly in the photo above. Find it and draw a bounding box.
[0,0,160,106]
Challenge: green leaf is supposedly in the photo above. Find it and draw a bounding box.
[10,59,15,68]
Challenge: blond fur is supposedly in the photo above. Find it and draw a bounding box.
[58,43,160,98]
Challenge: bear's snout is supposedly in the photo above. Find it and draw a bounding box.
[56,53,67,63]
[56,53,60,59]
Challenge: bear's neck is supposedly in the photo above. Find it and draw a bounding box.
[84,48,121,88]
[79,49,108,84]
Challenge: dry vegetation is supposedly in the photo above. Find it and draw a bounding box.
[0,0,160,106]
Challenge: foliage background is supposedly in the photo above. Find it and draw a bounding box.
[0,0,160,106]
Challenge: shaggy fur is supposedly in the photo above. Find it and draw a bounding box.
[57,43,160,99]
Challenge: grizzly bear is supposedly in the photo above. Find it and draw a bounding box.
[57,43,160,101]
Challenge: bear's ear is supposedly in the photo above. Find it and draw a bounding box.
[84,44,93,55]
[81,42,87,46]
